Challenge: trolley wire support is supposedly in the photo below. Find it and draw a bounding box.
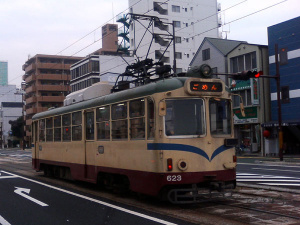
[112,13,177,93]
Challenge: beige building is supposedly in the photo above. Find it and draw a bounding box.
[227,43,270,154]
[22,54,83,145]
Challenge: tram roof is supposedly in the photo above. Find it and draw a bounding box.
[32,77,187,120]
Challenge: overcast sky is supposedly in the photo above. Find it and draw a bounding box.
[1,0,299,88]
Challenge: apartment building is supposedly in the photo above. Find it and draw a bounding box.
[128,0,220,73]
[22,54,83,144]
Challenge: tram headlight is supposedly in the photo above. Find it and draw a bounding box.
[178,159,188,171]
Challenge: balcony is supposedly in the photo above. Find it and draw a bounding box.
[26,107,37,115]
[25,96,37,104]
[36,62,71,70]
[25,131,32,138]
[37,74,70,81]
[25,85,36,94]
[26,119,32,126]
[36,84,70,92]
[24,63,36,73]
[24,74,36,83]
[36,96,65,103]
[26,107,48,115]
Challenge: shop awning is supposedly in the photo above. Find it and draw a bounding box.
[261,120,300,127]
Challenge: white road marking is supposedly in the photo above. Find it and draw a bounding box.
[237,179,300,182]
[1,170,177,225]
[259,183,300,186]
[0,215,11,225]
[238,163,300,168]
[14,187,48,207]
[252,168,300,173]
[237,173,300,186]
[0,176,17,179]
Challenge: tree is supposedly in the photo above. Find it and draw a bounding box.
[9,116,23,139]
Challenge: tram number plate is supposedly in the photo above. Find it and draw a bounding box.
[167,175,182,182]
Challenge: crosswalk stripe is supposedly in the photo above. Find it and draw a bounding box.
[236,172,300,187]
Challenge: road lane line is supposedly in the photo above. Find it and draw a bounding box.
[237,179,300,182]
[0,176,17,179]
[0,215,11,225]
[259,183,300,186]
[252,168,300,173]
[1,170,177,225]
[238,163,300,168]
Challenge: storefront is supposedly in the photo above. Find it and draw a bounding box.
[233,106,261,153]
[262,121,300,156]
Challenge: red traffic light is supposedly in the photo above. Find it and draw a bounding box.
[254,71,263,78]
[233,70,263,80]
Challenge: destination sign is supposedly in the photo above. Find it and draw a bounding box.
[190,81,223,93]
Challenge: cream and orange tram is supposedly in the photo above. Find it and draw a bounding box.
[31,67,237,204]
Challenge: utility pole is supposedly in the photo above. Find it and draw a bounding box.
[275,44,283,161]
[14,89,26,150]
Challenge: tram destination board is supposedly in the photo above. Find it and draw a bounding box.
[190,81,223,93]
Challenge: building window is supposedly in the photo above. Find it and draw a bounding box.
[281,86,290,103]
[175,52,182,59]
[172,5,180,12]
[175,36,181,43]
[202,48,210,61]
[230,52,257,73]
[176,68,183,73]
[173,21,181,28]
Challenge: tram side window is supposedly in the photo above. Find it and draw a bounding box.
[62,114,71,141]
[72,111,82,141]
[209,98,231,135]
[86,111,94,140]
[46,117,53,142]
[129,99,145,140]
[96,106,110,140]
[54,116,61,142]
[112,102,128,140]
[148,98,155,139]
[39,119,45,142]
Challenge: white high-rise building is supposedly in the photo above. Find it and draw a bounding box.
[128,0,220,72]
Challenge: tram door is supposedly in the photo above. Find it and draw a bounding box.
[84,111,96,179]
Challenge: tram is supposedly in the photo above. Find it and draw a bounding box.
[31,63,237,203]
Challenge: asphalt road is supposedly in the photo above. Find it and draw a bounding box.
[0,170,195,225]
[0,149,198,225]
[237,158,300,190]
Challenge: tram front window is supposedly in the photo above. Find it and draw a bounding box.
[209,98,231,135]
[165,99,205,137]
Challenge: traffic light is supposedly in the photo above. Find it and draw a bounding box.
[233,70,262,80]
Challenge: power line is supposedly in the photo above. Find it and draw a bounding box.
[191,0,289,39]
